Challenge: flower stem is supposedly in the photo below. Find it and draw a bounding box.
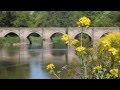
[84,60,87,79]
[54,73,60,79]
[81,27,83,46]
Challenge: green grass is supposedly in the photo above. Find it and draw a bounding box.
[0,37,20,46]
[29,36,42,42]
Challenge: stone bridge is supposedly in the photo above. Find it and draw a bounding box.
[0,27,120,48]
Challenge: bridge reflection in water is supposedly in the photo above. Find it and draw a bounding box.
[0,43,79,79]
[0,44,79,63]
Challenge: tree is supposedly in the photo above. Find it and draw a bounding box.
[28,11,46,27]
[93,11,120,27]
[0,11,120,27]
[0,11,16,27]
[12,11,30,27]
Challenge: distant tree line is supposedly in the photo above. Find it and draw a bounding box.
[0,11,120,27]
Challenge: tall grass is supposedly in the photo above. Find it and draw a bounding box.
[29,36,42,42]
[0,37,20,46]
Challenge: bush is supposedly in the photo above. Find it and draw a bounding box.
[0,37,20,46]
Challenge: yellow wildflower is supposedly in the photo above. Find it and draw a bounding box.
[101,39,111,47]
[92,65,102,73]
[77,21,81,28]
[77,16,91,27]
[110,69,118,78]
[61,34,70,42]
[108,47,118,55]
[47,63,55,70]
[70,39,79,46]
[76,46,85,53]
[119,61,120,64]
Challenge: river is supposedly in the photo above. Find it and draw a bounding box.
[0,43,79,79]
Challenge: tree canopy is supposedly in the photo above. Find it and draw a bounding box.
[0,11,120,27]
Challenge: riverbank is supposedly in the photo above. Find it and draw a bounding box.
[0,37,20,46]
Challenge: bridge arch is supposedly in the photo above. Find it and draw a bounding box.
[100,32,111,38]
[47,32,65,40]
[26,32,42,44]
[4,32,19,37]
[50,32,67,49]
[74,33,93,47]
[50,32,63,41]
[27,32,41,38]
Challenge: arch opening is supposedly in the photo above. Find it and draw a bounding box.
[50,32,63,42]
[3,32,20,45]
[74,33,92,47]
[50,32,66,49]
[100,32,110,38]
[27,33,42,47]
[4,32,19,37]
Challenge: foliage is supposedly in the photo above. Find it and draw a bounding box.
[59,32,120,79]
[93,11,120,27]
[0,11,30,27]
[28,11,46,27]
[12,11,30,27]
[0,11,120,27]
[40,11,75,27]
[94,32,120,79]
[0,37,20,46]
[51,33,64,43]
[46,16,120,79]
[46,64,61,79]
[75,33,92,47]
[29,36,42,42]
[52,37,64,43]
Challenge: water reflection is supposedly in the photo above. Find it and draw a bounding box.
[29,57,50,79]
[0,61,30,79]
[0,42,79,79]
[28,43,43,49]
[51,43,67,56]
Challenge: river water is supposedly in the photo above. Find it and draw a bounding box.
[0,43,79,79]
